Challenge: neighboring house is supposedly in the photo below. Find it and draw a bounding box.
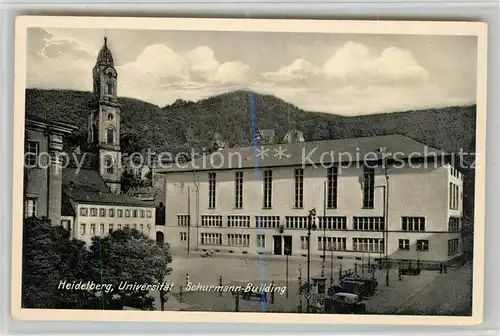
[256,129,276,144]
[283,129,305,143]
[24,116,79,226]
[156,134,464,265]
[62,168,156,246]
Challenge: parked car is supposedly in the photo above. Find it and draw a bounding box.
[325,292,366,314]
[341,277,378,296]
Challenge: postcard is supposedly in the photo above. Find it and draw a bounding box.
[12,16,487,325]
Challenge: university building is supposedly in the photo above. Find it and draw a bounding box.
[156,134,464,264]
[24,37,161,246]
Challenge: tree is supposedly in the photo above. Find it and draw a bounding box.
[89,228,172,310]
[22,217,95,309]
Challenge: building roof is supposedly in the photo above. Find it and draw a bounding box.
[155,134,448,173]
[95,37,114,68]
[62,168,155,208]
[26,116,79,134]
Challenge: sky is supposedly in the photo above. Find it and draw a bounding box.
[26,27,478,116]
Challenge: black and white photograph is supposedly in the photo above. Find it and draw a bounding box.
[12,17,487,324]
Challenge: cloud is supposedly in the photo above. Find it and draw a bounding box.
[261,58,321,82]
[262,42,430,87]
[323,42,430,84]
[26,30,472,115]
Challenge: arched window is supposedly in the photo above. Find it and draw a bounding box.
[107,127,114,144]
[107,82,113,95]
[105,156,114,174]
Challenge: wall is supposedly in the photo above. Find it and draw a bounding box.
[163,161,462,262]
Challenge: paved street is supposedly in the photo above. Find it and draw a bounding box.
[149,253,472,315]
[392,262,473,316]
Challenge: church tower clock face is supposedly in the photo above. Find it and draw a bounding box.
[88,37,122,194]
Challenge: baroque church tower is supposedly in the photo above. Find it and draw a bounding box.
[88,37,121,194]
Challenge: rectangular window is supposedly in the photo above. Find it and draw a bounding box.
[200,232,223,245]
[80,223,86,235]
[317,216,347,230]
[317,237,346,251]
[285,216,308,229]
[132,210,138,218]
[177,215,191,226]
[109,224,114,233]
[234,171,243,209]
[118,224,122,230]
[228,215,250,227]
[90,208,97,217]
[255,216,280,228]
[117,209,123,217]
[208,172,216,209]
[353,238,384,253]
[362,166,375,209]
[416,239,429,252]
[140,224,144,232]
[90,224,96,235]
[300,236,309,250]
[99,208,106,217]
[147,210,152,218]
[353,217,384,231]
[108,209,114,217]
[180,232,187,242]
[448,238,460,256]
[327,166,339,209]
[227,234,251,247]
[80,207,88,216]
[133,224,137,230]
[140,210,145,218]
[147,224,151,235]
[24,198,37,218]
[201,215,223,227]
[401,217,426,231]
[257,234,266,248]
[125,210,130,217]
[263,169,273,209]
[448,217,461,231]
[294,168,304,208]
[398,239,410,251]
[100,223,105,234]
[25,140,39,167]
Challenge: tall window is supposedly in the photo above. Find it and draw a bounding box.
[234,171,243,209]
[105,156,114,174]
[208,173,216,209]
[107,82,113,95]
[24,198,37,218]
[327,166,338,208]
[107,127,114,144]
[294,168,304,208]
[263,169,273,208]
[363,166,375,208]
[25,141,39,168]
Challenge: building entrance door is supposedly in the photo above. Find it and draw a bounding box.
[283,235,292,255]
[273,235,282,255]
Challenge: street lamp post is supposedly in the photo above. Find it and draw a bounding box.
[298,264,303,312]
[321,181,327,277]
[307,208,317,313]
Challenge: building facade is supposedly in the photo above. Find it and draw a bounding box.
[88,37,122,194]
[157,135,464,264]
[24,117,78,225]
